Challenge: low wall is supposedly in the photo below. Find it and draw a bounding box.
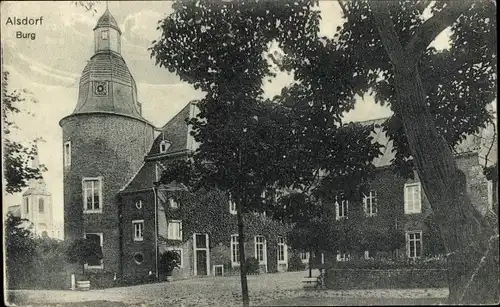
[326,269,448,290]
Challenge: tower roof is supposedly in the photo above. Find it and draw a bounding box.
[93,9,122,34]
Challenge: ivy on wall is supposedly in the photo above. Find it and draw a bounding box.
[158,188,290,248]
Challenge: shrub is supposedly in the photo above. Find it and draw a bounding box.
[158,250,181,277]
[288,253,306,271]
[245,257,260,274]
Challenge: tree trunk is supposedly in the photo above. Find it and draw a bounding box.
[236,197,250,307]
[391,64,499,304]
[369,2,499,303]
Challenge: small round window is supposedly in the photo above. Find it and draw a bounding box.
[134,252,144,265]
[135,200,143,209]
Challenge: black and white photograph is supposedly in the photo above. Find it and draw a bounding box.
[2,0,498,306]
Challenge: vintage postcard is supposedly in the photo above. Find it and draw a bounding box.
[2,0,498,306]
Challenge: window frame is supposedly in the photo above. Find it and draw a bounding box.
[229,194,237,215]
[404,183,422,214]
[167,220,182,241]
[132,219,144,242]
[254,235,267,265]
[38,198,45,214]
[63,141,71,167]
[25,197,29,214]
[406,230,423,259]
[84,232,103,269]
[335,196,348,220]
[82,177,103,213]
[169,198,179,209]
[277,236,287,264]
[101,30,109,40]
[230,234,240,266]
[363,190,378,217]
[336,251,350,262]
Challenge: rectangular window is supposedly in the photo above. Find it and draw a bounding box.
[300,251,309,263]
[231,234,240,264]
[406,231,422,259]
[229,194,237,215]
[101,30,108,40]
[167,220,182,240]
[133,220,144,241]
[404,183,422,214]
[38,199,45,213]
[83,177,102,213]
[64,141,71,167]
[254,235,266,264]
[335,196,348,220]
[337,251,350,262]
[25,198,29,213]
[364,250,371,260]
[363,190,378,217]
[277,237,287,263]
[84,233,103,268]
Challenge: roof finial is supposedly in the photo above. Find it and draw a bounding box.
[106,0,109,11]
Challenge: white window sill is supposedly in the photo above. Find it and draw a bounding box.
[83,210,102,214]
[231,262,241,267]
[278,261,287,264]
[167,237,182,241]
[134,238,144,242]
[404,211,422,214]
[229,211,237,215]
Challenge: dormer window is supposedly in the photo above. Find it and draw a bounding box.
[160,140,171,153]
[101,30,108,40]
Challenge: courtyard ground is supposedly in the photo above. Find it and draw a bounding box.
[6,271,448,307]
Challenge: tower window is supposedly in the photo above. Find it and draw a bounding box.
[101,30,108,40]
[133,220,144,241]
[39,199,45,213]
[25,198,29,213]
[82,177,103,213]
[64,141,71,167]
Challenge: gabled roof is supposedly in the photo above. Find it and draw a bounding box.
[120,101,199,194]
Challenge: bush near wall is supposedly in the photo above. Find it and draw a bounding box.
[326,257,448,290]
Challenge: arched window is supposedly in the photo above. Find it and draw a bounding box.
[39,198,45,213]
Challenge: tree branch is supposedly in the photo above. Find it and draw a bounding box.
[369,1,408,69]
[404,0,474,65]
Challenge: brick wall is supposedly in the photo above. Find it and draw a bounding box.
[61,113,154,274]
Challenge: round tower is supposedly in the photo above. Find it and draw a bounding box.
[59,9,155,274]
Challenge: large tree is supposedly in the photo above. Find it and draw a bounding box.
[151,1,380,305]
[2,71,44,194]
[274,0,497,303]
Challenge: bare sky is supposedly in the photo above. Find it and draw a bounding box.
[1,1,452,231]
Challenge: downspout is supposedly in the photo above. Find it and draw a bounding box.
[153,185,159,279]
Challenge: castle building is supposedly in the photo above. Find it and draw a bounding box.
[61,8,497,284]
[60,9,290,281]
[8,151,60,239]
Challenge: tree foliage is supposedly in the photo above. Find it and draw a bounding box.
[65,238,103,275]
[5,213,37,289]
[2,71,46,194]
